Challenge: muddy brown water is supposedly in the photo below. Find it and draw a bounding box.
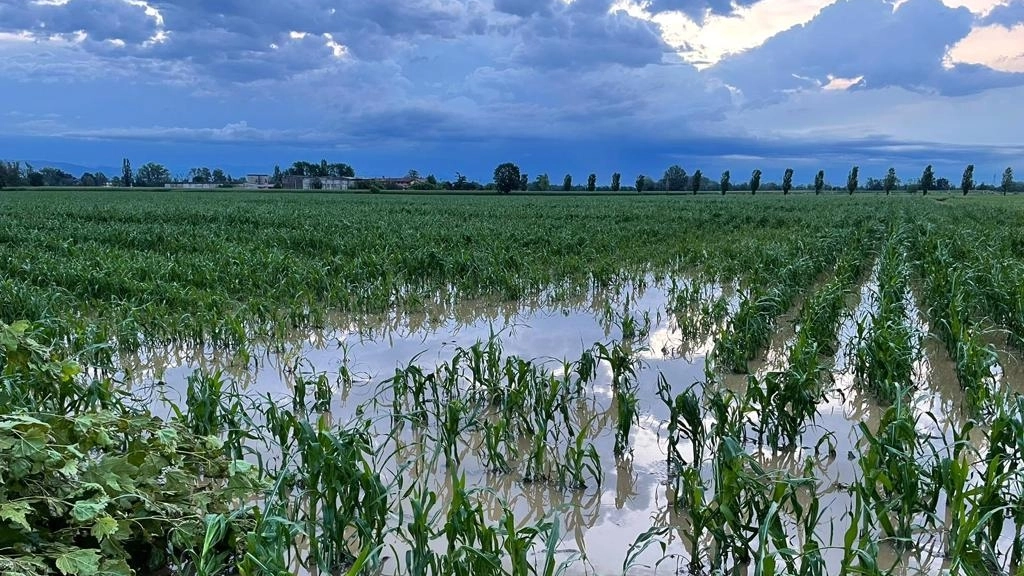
[111,276,1021,575]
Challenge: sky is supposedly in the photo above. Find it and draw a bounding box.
[1,0,1022,185]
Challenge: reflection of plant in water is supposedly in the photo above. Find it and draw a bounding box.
[378,335,606,492]
[657,370,828,575]
[670,277,730,350]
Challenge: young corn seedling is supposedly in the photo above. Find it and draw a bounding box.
[560,420,602,491]
[173,369,256,461]
[914,233,1000,415]
[854,231,919,406]
[480,416,516,474]
[855,391,937,549]
[614,384,640,458]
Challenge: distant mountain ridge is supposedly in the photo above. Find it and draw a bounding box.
[20,159,120,176]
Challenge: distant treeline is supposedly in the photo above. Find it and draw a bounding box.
[0,158,1019,195]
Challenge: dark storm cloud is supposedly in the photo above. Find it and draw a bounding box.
[2,0,1022,178]
[509,0,669,69]
[982,0,1024,24]
[0,0,158,42]
[1,0,492,76]
[644,0,761,19]
[712,0,1024,98]
[493,0,556,17]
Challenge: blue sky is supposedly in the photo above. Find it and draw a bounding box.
[1,0,1022,185]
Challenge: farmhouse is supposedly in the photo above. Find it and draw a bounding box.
[244,174,273,189]
[164,182,218,189]
[277,175,424,190]
[280,175,360,190]
[376,176,422,189]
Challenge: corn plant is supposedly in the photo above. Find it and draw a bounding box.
[854,391,938,549]
[290,417,390,573]
[853,231,919,406]
[560,420,602,490]
[912,227,1000,414]
[614,384,639,457]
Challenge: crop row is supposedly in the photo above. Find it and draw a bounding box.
[1,191,889,349]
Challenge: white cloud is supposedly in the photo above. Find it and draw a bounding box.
[823,74,864,90]
[123,0,165,27]
[0,31,35,43]
[939,0,1008,15]
[323,33,349,58]
[613,0,839,68]
[945,23,1024,72]
[25,120,326,143]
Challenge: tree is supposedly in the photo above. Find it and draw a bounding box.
[519,173,528,191]
[493,162,521,194]
[27,171,44,187]
[211,169,228,185]
[563,174,572,191]
[845,166,859,195]
[331,163,355,178]
[535,173,550,191]
[750,169,762,195]
[961,164,974,196]
[1002,167,1014,195]
[664,165,688,191]
[884,168,897,195]
[635,174,646,193]
[782,168,794,195]
[921,165,934,195]
[135,163,171,187]
[287,161,312,176]
[814,170,825,195]
[587,173,597,192]
[611,173,621,192]
[0,161,24,188]
[691,170,703,195]
[272,165,283,188]
[40,167,75,186]
[720,171,730,195]
[189,167,213,183]
[122,158,133,188]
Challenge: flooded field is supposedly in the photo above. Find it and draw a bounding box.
[4,192,1024,576]
[111,273,1022,575]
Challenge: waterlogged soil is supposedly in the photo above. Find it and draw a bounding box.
[115,277,1021,575]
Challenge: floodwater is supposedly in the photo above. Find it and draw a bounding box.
[112,275,1022,575]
